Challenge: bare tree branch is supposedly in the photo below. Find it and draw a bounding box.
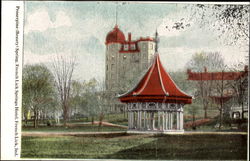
[51,54,77,127]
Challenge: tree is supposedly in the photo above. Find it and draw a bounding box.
[186,52,225,72]
[169,70,195,93]
[82,78,99,124]
[69,80,86,119]
[186,99,201,130]
[96,80,108,128]
[22,64,56,128]
[228,64,248,119]
[211,69,233,129]
[52,55,76,127]
[186,52,225,118]
[187,4,249,46]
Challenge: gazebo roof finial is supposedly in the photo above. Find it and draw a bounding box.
[155,29,159,53]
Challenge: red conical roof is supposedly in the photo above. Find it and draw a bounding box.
[106,25,125,44]
[118,53,192,104]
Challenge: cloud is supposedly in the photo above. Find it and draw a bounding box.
[23,2,248,82]
[24,49,105,82]
[53,11,71,28]
[24,50,73,65]
[25,8,72,33]
[158,45,247,72]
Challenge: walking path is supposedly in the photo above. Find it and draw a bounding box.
[22,119,247,137]
[22,131,127,137]
[22,130,247,137]
[39,121,128,129]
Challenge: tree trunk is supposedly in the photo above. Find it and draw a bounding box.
[192,113,196,130]
[24,114,28,127]
[91,116,94,125]
[33,110,38,128]
[204,108,208,119]
[98,113,104,131]
[63,104,68,127]
[241,101,244,119]
[219,109,222,130]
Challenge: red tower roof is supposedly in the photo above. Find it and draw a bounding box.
[118,53,192,104]
[106,25,125,44]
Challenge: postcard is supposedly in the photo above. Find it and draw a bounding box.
[1,1,249,160]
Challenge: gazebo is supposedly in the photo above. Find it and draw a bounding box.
[118,52,192,133]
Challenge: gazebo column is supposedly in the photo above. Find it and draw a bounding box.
[179,111,181,130]
[162,112,165,131]
[149,112,151,130]
[177,112,180,130]
[166,111,170,130]
[133,111,135,129]
[138,111,140,129]
[131,112,133,129]
[148,112,151,130]
[136,111,140,129]
[170,112,173,129]
[152,112,155,130]
[128,112,131,129]
[180,111,184,130]
[165,111,168,130]
[169,112,172,130]
[149,112,152,130]
[139,110,142,129]
[145,112,148,130]
[143,111,146,129]
[158,111,161,130]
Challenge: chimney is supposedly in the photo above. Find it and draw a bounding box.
[128,33,131,42]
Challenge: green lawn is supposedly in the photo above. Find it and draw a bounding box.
[22,124,126,132]
[21,134,247,160]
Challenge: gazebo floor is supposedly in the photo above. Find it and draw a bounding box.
[127,129,184,134]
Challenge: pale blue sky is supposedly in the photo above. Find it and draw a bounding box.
[24,2,248,82]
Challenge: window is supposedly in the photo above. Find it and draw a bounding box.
[106,65,108,71]
[111,64,114,70]
[123,55,127,59]
[124,44,129,50]
[150,44,153,50]
[130,44,136,50]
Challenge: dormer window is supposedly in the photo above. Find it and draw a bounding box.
[130,44,136,50]
[124,44,129,51]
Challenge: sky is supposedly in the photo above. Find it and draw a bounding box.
[23,1,249,82]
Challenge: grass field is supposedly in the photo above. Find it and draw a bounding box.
[22,124,126,132]
[21,133,247,160]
